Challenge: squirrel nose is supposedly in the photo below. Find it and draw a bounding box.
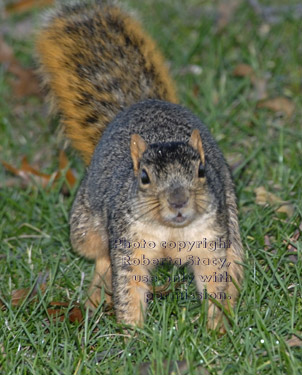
[167,187,189,209]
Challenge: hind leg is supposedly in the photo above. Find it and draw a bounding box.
[70,186,111,308]
[86,255,112,309]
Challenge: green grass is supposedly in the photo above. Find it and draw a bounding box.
[1,1,302,374]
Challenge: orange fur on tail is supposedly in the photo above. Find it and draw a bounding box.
[36,2,178,164]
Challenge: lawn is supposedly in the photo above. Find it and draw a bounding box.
[0,0,301,374]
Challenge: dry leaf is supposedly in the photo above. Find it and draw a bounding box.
[47,302,83,323]
[0,36,40,97]
[49,301,69,307]
[2,151,77,190]
[286,335,302,348]
[217,0,241,31]
[0,36,15,64]
[12,69,41,97]
[5,0,54,14]
[69,307,84,323]
[0,297,6,310]
[193,85,200,98]
[257,97,295,118]
[0,177,30,188]
[233,63,254,77]
[264,235,272,251]
[252,77,268,101]
[226,153,245,172]
[2,158,57,187]
[276,204,294,218]
[21,157,47,175]
[233,64,268,100]
[59,150,77,187]
[281,222,302,263]
[11,288,33,306]
[255,186,282,205]
[11,283,46,306]
[254,186,294,218]
[286,222,302,251]
[0,343,5,359]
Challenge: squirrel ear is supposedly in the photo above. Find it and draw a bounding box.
[189,129,205,165]
[130,134,147,175]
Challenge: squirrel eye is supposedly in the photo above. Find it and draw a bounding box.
[198,163,205,178]
[141,169,150,185]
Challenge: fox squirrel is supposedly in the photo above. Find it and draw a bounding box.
[36,0,244,330]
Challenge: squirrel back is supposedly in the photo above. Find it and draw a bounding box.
[36,1,178,164]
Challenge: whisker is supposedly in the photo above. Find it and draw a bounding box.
[131,202,159,212]
[195,203,212,215]
[130,197,159,210]
[130,203,161,223]
[194,194,212,203]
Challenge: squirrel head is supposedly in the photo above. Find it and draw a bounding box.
[130,130,212,228]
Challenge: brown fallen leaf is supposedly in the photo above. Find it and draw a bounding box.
[11,288,33,306]
[12,69,41,97]
[257,97,295,118]
[233,63,268,100]
[276,205,294,218]
[2,151,77,190]
[252,77,268,101]
[5,0,54,14]
[11,283,47,306]
[69,307,84,323]
[286,222,302,251]
[21,156,48,176]
[0,36,16,65]
[0,297,6,310]
[59,150,77,188]
[0,36,41,97]
[0,177,30,189]
[255,186,282,205]
[286,334,302,348]
[2,157,57,188]
[254,186,294,218]
[217,0,241,31]
[280,222,302,263]
[49,301,69,307]
[264,235,273,251]
[226,153,245,172]
[47,302,84,323]
[193,84,200,97]
[233,63,254,77]
[0,343,5,360]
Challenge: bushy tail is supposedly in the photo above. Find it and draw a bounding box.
[36,1,178,164]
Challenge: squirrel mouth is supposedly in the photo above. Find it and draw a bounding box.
[173,212,186,224]
[161,210,193,227]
